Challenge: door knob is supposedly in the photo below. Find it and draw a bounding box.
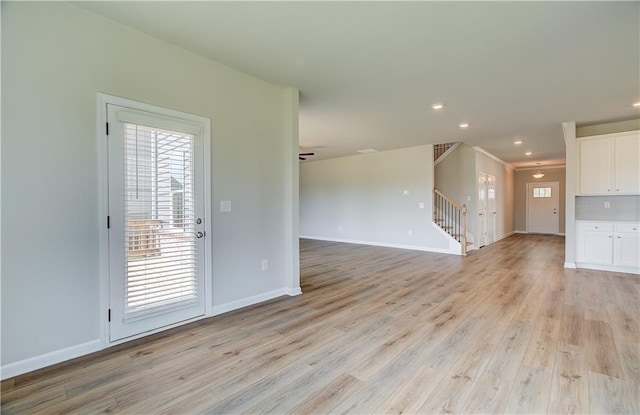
[196,231,204,239]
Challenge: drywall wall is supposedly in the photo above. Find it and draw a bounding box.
[514,167,566,233]
[435,144,477,242]
[1,2,298,373]
[300,145,451,252]
[475,149,515,241]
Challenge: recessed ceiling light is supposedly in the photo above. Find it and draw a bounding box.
[458,122,469,129]
[633,101,640,108]
[525,151,532,156]
[513,140,523,145]
[431,103,444,110]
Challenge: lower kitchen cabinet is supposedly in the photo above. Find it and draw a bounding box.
[576,221,639,274]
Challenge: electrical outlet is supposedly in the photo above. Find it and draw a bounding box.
[604,202,610,209]
[418,202,425,209]
[408,229,413,236]
[261,259,268,271]
[338,225,342,231]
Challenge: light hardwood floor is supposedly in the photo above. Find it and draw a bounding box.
[2,234,639,414]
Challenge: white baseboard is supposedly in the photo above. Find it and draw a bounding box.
[515,230,566,236]
[300,235,459,255]
[2,286,302,381]
[495,231,515,242]
[211,287,297,316]
[286,286,303,296]
[564,262,577,269]
[575,262,639,275]
[1,339,101,380]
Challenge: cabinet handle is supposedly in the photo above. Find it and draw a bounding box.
[617,236,621,239]
[609,235,612,238]
[595,226,598,229]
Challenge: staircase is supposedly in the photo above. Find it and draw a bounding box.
[433,188,468,255]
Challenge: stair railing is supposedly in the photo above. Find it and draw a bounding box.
[433,189,468,255]
[433,142,456,161]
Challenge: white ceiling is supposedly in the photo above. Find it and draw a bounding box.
[74,1,640,167]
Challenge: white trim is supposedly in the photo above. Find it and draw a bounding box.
[575,262,639,275]
[434,142,461,166]
[286,287,303,296]
[562,121,577,267]
[284,88,301,295]
[473,146,514,170]
[210,288,297,316]
[515,165,566,171]
[1,340,101,380]
[495,231,515,242]
[300,234,461,255]
[97,94,110,348]
[564,262,577,269]
[96,93,212,346]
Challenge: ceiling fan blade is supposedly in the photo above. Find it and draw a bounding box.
[298,152,315,156]
[299,156,306,161]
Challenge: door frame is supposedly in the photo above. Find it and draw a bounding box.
[525,181,559,234]
[97,93,212,348]
[477,171,487,247]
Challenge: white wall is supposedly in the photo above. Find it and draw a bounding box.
[300,145,451,252]
[1,2,298,374]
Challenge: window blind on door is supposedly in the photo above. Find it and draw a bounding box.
[123,123,197,320]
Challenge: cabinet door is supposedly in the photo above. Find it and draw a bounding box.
[576,231,613,264]
[580,139,612,194]
[614,133,640,194]
[614,232,640,268]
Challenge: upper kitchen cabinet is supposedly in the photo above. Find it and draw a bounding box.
[579,130,640,195]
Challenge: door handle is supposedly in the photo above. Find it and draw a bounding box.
[196,231,205,239]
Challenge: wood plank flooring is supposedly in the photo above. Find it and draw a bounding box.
[2,234,639,414]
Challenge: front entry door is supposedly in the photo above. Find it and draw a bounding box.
[527,181,559,234]
[107,103,207,341]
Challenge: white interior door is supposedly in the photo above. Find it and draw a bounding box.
[107,103,207,342]
[527,181,559,234]
[477,172,487,247]
[486,174,496,244]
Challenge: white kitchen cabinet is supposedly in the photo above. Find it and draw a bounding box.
[614,134,640,194]
[576,221,640,274]
[613,223,640,268]
[579,131,640,195]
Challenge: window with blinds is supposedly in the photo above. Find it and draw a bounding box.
[123,123,197,319]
